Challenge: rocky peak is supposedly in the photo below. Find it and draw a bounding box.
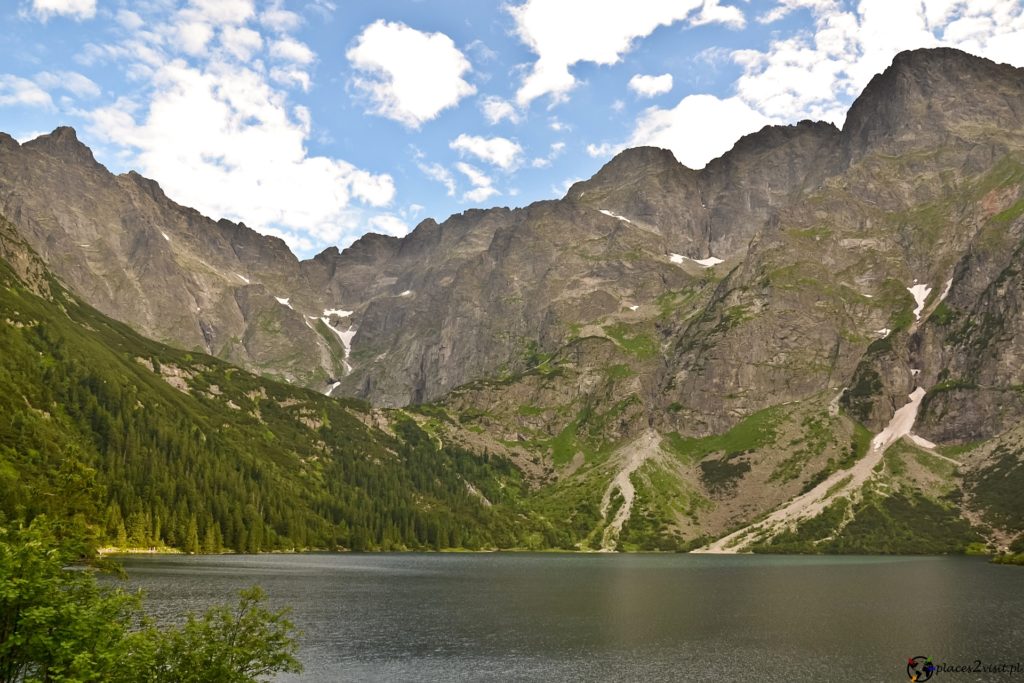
[842,47,1024,160]
[21,126,102,168]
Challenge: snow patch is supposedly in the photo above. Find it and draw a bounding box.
[669,253,723,268]
[908,433,937,450]
[627,304,639,311]
[399,290,412,297]
[876,328,891,338]
[234,273,250,284]
[938,278,953,303]
[161,232,170,242]
[908,283,932,320]
[324,381,341,396]
[862,293,873,298]
[323,308,353,318]
[321,317,356,373]
[599,209,632,224]
[275,297,292,309]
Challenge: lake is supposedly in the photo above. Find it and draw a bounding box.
[116,553,1024,681]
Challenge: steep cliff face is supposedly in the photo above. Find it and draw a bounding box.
[2,48,1023,430]
[0,128,346,388]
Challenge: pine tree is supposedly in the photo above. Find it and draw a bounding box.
[185,515,199,555]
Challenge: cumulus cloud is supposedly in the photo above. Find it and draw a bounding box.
[585,142,622,158]
[87,60,394,246]
[456,161,499,203]
[34,70,101,98]
[221,26,263,61]
[449,134,523,170]
[480,95,521,125]
[620,0,1024,172]
[628,73,673,97]
[368,214,409,237]
[418,162,456,196]
[347,20,476,128]
[260,2,302,32]
[0,75,54,108]
[29,0,95,21]
[270,37,314,64]
[75,3,396,254]
[735,0,1024,126]
[508,0,743,106]
[628,94,771,168]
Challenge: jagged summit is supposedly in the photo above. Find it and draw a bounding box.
[842,47,1024,159]
[2,47,1023,410]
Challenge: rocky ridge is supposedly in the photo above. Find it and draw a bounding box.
[2,47,1024,551]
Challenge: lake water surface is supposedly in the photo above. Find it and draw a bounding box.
[118,553,1024,681]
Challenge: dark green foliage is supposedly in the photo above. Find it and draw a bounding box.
[662,406,782,464]
[602,323,658,359]
[0,244,535,552]
[699,457,751,493]
[127,587,300,683]
[798,424,871,494]
[840,366,883,422]
[965,445,1024,533]
[0,518,301,683]
[754,492,980,554]
[930,301,955,325]
[618,499,683,552]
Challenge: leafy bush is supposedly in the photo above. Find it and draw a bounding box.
[0,518,301,683]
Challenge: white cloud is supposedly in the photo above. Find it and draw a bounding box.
[418,162,456,196]
[450,134,523,170]
[508,0,743,106]
[175,21,214,56]
[270,37,314,64]
[628,94,771,168]
[736,0,1024,126]
[260,3,302,32]
[586,142,622,158]
[628,73,673,97]
[368,214,409,237]
[691,1,745,28]
[0,75,54,108]
[86,58,394,251]
[480,95,521,124]
[456,161,492,188]
[270,67,310,92]
[455,161,500,203]
[531,141,565,167]
[757,0,837,25]
[30,0,95,21]
[34,70,101,98]
[221,26,263,61]
[181,0,254,26]
[464,186,500,203]
[347,20,476,128]
[116,10,144,30]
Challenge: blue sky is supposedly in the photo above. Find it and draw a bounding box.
[2,0,1023,258]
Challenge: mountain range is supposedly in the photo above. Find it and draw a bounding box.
[1,47,1022,553]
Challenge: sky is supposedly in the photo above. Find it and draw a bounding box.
[1,1,1023,258]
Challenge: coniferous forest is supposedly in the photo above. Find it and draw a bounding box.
[0,218,555,553]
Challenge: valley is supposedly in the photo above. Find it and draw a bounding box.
[1,47,1024,556]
